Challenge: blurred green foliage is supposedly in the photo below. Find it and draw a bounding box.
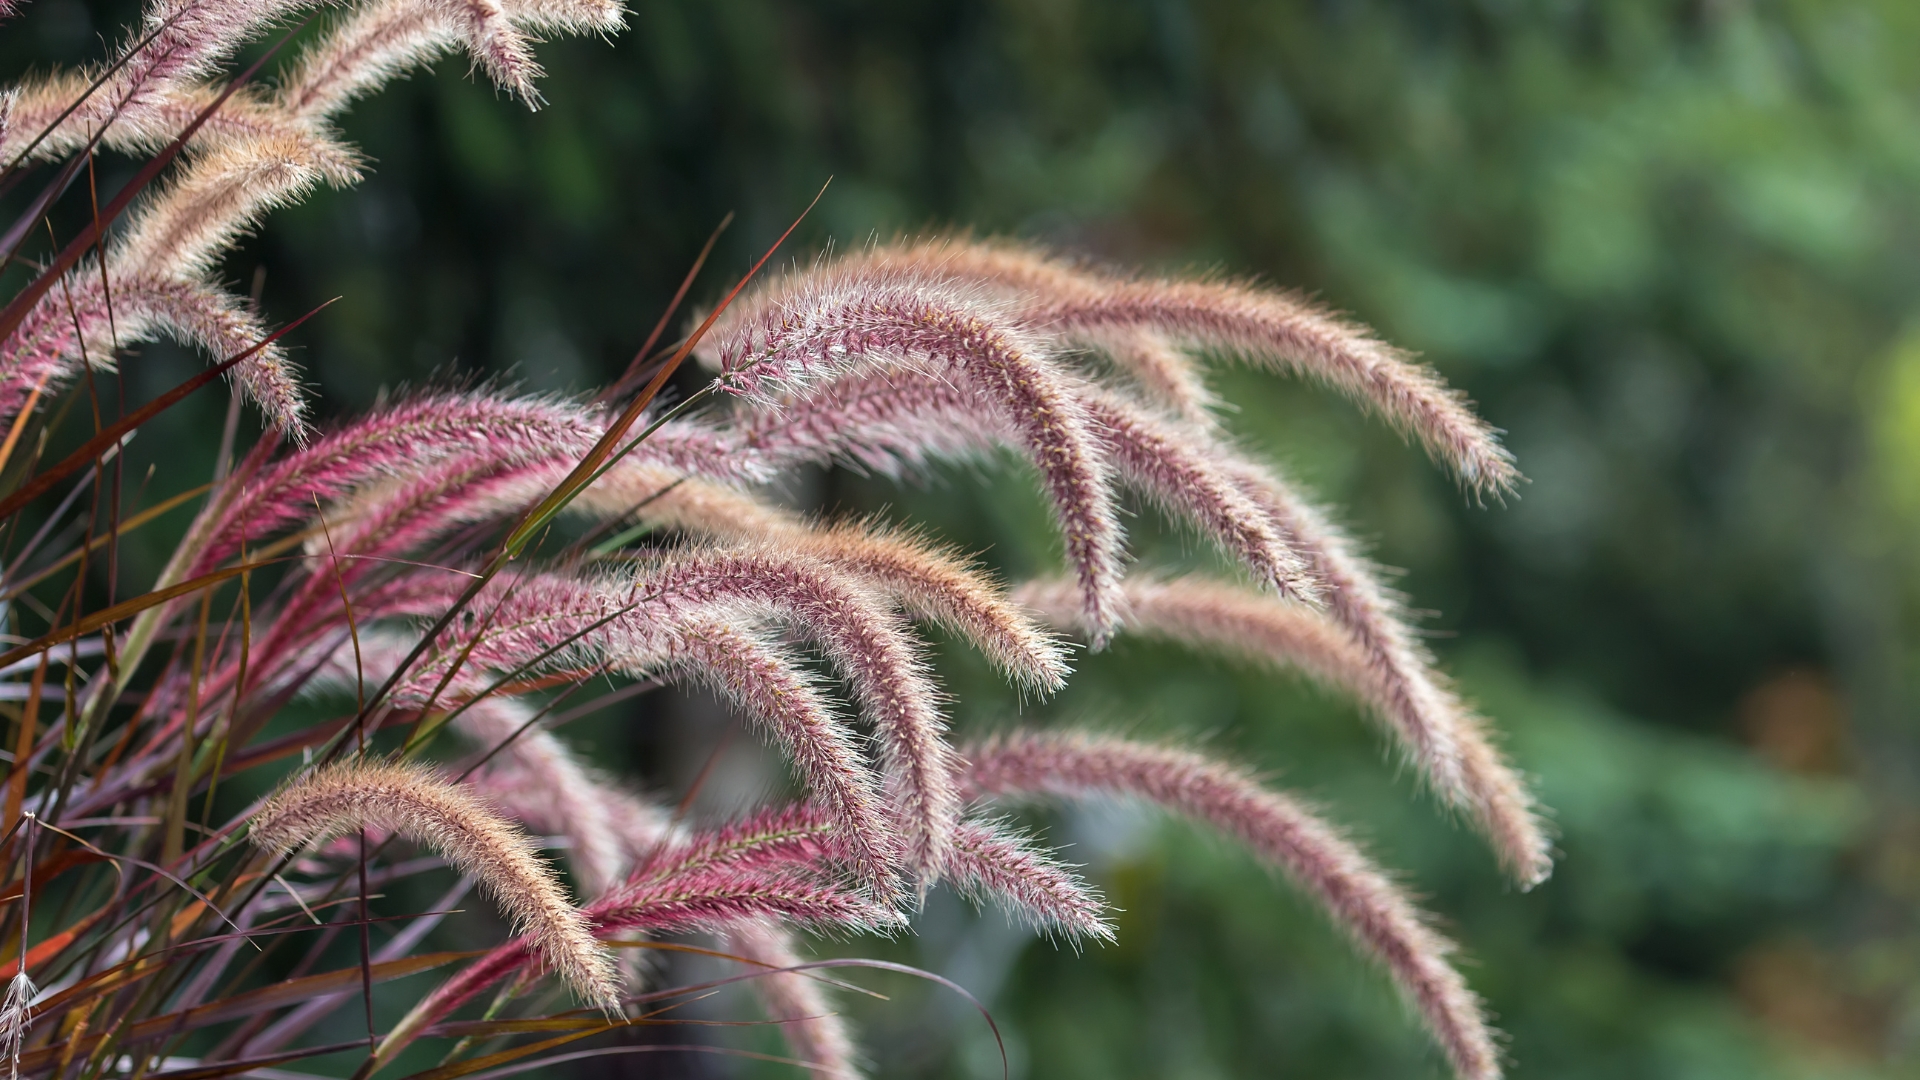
[10,0,1920,1075]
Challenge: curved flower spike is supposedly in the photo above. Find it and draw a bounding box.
[819,236,1519,496]
[962,731,1502,1080]
[724,366,1317,605]
[1215,459,1552,888]
[1078,388,1319,602]
[642,549,961,883]
[574,465,1070,692]
[300,424,1069,693]
[1015,571,1552,890]
[709,274,1127,641]
[251,758,621,1011]
[946,818,1113,944]
[1,272,300,439]
[381,804,901,1064]
[304,634,632,897]
[354,575,899,898]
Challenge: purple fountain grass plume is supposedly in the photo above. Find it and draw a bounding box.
[439,554,946,886]
[193,393,607,571]
[826,237,1220,424]
[585,471,1069,692]
[111,132,360,283]
[744,237,1516,495]
[355,572,901,895]
[708,272,1128,641]
[1030,278,1518,497]
[466,747,630,898]
[2,0,599,161]
[1217,456,1552,887]
[251,758,623,1011]
[1015,576,1378,703]
[720,365,1319,606]
[630,802,868,883]
[272,0,622,121]
[1,75,347,164]
[946,818,1113,944]
[0,0,626,435]
[392,449,1070,692]
[775,520,1071,695]
[1078,387,1318,602]
[962,730,1502,1080]
[1012,564,1551,889]
[46,0,323,142]
[275,0,473,120]
[418,0,543,104]
[1,270,306,436]
[725,918,864,1080]
[383,808,899,1064]
[554,455,1069,689]
[194,390,756,573]
[1075,325,1221,427]
[661,617,900,894]
[640,548,961,883]
[305,633,630,896]
[375,554,948,885]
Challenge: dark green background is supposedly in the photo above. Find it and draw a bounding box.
[7,0,1918,1076]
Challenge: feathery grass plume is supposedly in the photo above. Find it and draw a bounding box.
[277,0,623,121]
[1013,576,1378,701]
[1219,456,1552,887]
[292,410,1070,692]
[569,467,1071,693]
[642,548,961,882]
[828,237,1221,421]
[1015,566,1551,888]
[726,918,864,1080]
[2,75,332,164]
[760,237,1517,494]
[1033,277,1519,496]
[1074,325,1222,426]
[383,805,903,1061]
[0,274,274,423]
[1079,387,1319,602]
[194,392,610,570]
[946,818,1114,944]
[718,365,1320,607]
[0,0,631,437]
[963,731,1501,1080]
[306,634,631,896]
[708,272,1129,641]
[250,758,622,1011]
[357,571,902,894]
[110,133,359,282]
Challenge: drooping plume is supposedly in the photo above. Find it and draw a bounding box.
[706,273,1129,641]
[1218,457,1552,887]
[843,236,1518,495]
[250,758,621,1011]
[964,731,1502,1080]
[946,818,1113,944]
